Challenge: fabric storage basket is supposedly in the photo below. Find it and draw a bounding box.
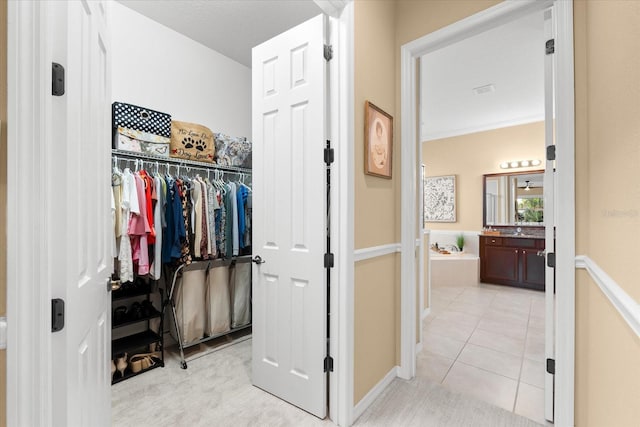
[214,133,252,168]
[229,257,252,328]
[112,102,171,146]
[170,120,215,163]
[114,126,170,158]
[171,268,207,345]
[206,262,231,336]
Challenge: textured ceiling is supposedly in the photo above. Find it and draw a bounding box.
[117,0,322,67]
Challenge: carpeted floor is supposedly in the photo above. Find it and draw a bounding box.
[355,376,542,427]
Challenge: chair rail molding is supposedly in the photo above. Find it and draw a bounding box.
[575,255,640,337]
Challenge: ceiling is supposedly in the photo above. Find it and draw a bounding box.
[117,0,322,67]
[420,11,546,142]
[117,2,544,139]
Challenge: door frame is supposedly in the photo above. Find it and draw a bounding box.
[399,1,575,426]
[7,1,355,426]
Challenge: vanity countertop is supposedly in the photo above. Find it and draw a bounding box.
[479,233,544,239]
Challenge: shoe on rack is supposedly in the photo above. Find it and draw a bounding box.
[113,306,128,325]
[115,353,128,378]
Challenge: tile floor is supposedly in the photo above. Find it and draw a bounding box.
[419,280,551,425]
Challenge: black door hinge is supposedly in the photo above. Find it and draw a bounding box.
[546,358,555,375]
[52,63,65,96]
[52,298,65,332]
[324,356,334,372]
[546,145,556,161]
[324,44,333,61]
[547,252,556,268]
[324,253,334,268]
[546,39,555,55]
[324,145,334,165]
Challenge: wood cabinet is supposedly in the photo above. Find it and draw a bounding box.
[480,235,545,291]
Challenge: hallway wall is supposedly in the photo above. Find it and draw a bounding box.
[573,1,640,425]
[353,0,399,404]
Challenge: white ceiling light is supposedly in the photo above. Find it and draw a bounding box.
[500,159,543,169]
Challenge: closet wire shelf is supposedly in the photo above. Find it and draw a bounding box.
[112,149,252,175]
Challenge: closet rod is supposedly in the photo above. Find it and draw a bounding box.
[111,148,252,174]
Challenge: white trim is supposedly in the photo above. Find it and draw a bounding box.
[422,307,432,320]
[352,366,398,422]
[415,341,423,354]
[335,1,354,425]
[313,0,348,18]
[422,113,544,142]
[400,1,575,425]
[576,256,640,338]
[553,2,576,425]
[7,1,54,425]
[354,243,401,262]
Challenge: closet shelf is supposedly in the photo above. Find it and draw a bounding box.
[112,330,162,356]
[112,149,252,174]
[112,284,153,301]
[112,360,164,385]
[112,312,162,330]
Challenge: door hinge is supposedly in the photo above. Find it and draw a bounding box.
[324,355,334,372]
[51,298,65,332]
[324,253,334,268]
[546,145,556,161]
[546,358,556,375]
[547,252,556,268]
[545,39,555,55]
[0,317,7,350]
[324,144,334,165]
[324,44,333,61]
[52,62,65,96]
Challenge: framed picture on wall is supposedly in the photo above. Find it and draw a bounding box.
[364,101,393,179]
[424,175,456,222]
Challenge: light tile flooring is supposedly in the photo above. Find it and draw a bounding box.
[419,280,550,425]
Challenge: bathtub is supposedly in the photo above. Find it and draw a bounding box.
[429,251,479,287]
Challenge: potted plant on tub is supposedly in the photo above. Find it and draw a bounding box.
[456,233,465,253]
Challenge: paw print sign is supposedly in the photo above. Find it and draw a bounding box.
[170,120,215,162]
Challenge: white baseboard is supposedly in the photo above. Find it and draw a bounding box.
[353,366,398,422]
[422,307,431,320]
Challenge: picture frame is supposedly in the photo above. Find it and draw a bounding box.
[364,101,393,178]
[424,175,457,223]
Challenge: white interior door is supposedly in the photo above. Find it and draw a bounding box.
[50,1,112,425]
[251,14,328,418]
[543,7,556,423]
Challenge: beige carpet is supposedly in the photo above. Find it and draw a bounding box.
[355,376,542,427]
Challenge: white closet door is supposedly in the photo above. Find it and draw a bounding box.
[251,14,328,418]
[50,0,112,425]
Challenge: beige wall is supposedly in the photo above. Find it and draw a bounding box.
[423,122,545,231]
[574,1,640,425]
[354,254,398,403]
[353,0,398,405]
[1,0,7,424]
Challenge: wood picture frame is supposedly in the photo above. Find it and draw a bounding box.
[364,101,393,178]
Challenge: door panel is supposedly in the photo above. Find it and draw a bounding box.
[51,1,112,425]
[543,6,556,423]
[251,14,327,418]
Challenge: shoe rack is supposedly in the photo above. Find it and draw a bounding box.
[111,279,164,384]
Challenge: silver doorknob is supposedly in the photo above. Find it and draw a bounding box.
[252,255,266,265]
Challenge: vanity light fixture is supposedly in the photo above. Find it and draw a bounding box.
[499,159,542,169]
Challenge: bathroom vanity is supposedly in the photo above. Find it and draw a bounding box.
[480,170,547,291]
[479,235,545,291]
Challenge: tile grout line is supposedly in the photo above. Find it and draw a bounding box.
[512,297,534,413]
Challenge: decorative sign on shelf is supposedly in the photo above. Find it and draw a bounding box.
[424,175,456,223]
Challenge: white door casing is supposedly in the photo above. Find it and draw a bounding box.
[251,14,328,418]
[50,1,113,426]
[543,7,556,423]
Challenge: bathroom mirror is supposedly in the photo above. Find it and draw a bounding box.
[483,170,544,226]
